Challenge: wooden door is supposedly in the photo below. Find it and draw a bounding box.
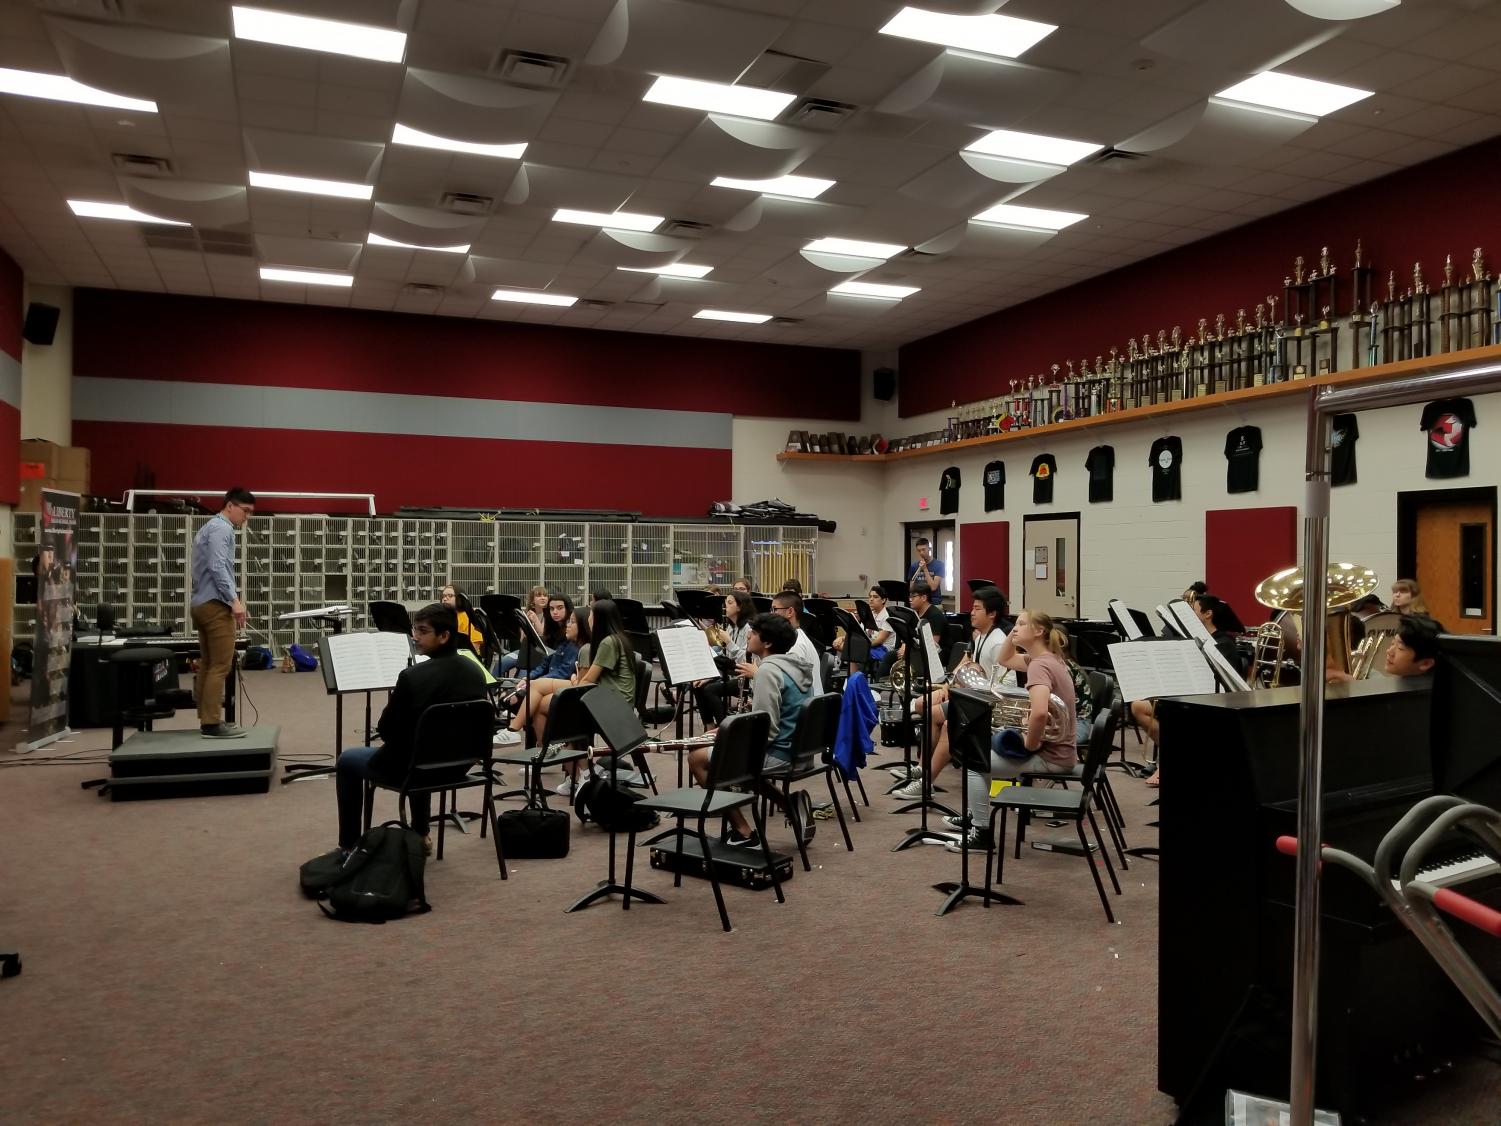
[1414,500,1494,634]
[1022,514,1080,619]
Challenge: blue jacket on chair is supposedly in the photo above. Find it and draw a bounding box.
[834,671,877,775]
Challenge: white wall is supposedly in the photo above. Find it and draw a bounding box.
[19,283,71,445]
[821,387,1501,618]
[730,350,900,593]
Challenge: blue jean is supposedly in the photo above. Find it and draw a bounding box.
[336,745,432,849]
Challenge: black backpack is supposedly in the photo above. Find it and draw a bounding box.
[299,823,429,923]
[574,762,659,833]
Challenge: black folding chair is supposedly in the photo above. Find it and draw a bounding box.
[361,699,505,878]
[760,692,853,871]
[489,684,595,809]
[623,711,781,932]
[985,709,1123,923]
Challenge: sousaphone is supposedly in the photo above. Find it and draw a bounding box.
[1252,563,1380,684]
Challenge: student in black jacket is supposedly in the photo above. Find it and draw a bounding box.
[333,603,489,854]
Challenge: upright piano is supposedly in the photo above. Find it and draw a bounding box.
[1156,677,1501,1117]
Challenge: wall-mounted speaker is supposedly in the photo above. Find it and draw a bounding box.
[873,366,896,401]
[23,303,60,346]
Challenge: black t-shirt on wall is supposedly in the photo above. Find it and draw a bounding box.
[983,460,1005,511]
[1149,436,1184,502]
[1030,453,1057,504]
[939,466,961,514]
[1420,397,1477,479]
[1085,444,1114,503]
[1330,413,1359,486]
[1225,425,1262,493]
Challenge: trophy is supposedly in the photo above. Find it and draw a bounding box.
[1293,255,1306,284]
[1474,246,1489,283]
[1319,306,1330,330]
[1320,246,1332,277]
[1236,308,1247,335]
[1354,239,1363,269]
[1196,318,1207,345]
[1268,294,1279,324]
[1413,261,1426,295]
[1368,302,1381,367]
[1387,271,1396,303]
[1255,303,1265,330]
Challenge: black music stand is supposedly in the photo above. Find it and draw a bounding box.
[280,607,355,783]
[882,605,919,785]
[288,631,409,786]
[509,607,549,735]
[567,689,667,913]
[832,607,869,670]
[751,594,773,615]
[480,593,521,650]
[890,611,958,852]
[368,601,412,635]
[966,578,999,594]
[932,686,1023,914]
[878,579,909,605]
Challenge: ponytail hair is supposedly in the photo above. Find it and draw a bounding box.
[1022,608,1070,658]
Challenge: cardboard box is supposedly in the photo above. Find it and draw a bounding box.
[15,479,83,512]
[19,440,89,490]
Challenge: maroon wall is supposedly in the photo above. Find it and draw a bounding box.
[900,136,1501,417]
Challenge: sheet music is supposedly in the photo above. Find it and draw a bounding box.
[920,622,945,686]
[1109,599,1143,641]
[655,626,719,686]
[1155,604,1184,639]
[1107,640,1216,702]
[1202,640,1251,691]
[1168,597,1214,644]
[324,631,411,693]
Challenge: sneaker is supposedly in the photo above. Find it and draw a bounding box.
[942,814,971,832]
[422,834,434,857]
[888,763,919,782]
[891,777,925,801]
[492,728,523,746]
[786,790,816,845]
[200,723,247,739]
[944,827,993,854]
[724,829,761,848]
[555,779,575,797]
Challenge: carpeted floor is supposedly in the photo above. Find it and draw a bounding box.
[0,672,1493,1124]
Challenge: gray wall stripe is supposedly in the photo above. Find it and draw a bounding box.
[72,376,733,450]
[0,352,20,410]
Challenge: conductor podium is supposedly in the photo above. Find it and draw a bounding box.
[101,725,280,800]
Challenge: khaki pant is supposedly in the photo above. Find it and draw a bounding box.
[191,600,236,726]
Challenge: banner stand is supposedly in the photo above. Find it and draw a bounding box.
[22,489,80,752]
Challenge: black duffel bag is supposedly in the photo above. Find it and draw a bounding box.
[497,807,570,858]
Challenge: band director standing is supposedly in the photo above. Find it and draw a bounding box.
[190,487,255,739]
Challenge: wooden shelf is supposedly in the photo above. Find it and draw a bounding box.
[773,343,1501,465]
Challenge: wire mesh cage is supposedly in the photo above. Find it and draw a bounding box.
[672,526,743,592]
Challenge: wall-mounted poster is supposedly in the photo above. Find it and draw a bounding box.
[24,489,79,751]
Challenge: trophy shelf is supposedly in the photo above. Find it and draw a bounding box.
[775,341,1501,465]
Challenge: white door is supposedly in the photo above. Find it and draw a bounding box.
[1022,515,1079,618]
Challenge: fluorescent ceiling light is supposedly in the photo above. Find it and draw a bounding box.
[618,263,714,279]
[552,208,663,233]
[1215,71,1373,117]
[366,232,470,254]
[248,170,374,200]
[965,128,1102,167]
[879,6,1057,60]
[231,5,406,64]
[642,75,796,122]
[831,281,920,300]
[695,309,772,324]
[260,266,354,287]
[0,67,156,113]
[805,237,906,259]
[972,201,1087,230]
[710,174,834,200]
[68,200,187,226]
[391,123,525,159]
[491,288,577,307]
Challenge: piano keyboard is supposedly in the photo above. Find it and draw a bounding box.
[1393,851,1501,889]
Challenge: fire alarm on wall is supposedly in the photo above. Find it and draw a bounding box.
[918,497,929,510]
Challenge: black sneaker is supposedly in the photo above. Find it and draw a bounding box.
[200,723,248,739]
[787,790,817,844]
[724,829,761,849]
[944,827,993,854]
[941,814,970,833]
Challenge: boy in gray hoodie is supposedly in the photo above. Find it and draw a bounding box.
[687,611,815,848]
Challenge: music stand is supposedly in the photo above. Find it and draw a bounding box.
[368,601,412,635]
[508,607,550,732]
[932,686,1024,914]
[751,594,773,615]
[567,689,667,913]
[613,597,650,634]
[882,605,919,782]
[480,593,521,649]
[889,611,959,853]
[832,607,869,670]
[966,578,999,594]
[878,579,909,605]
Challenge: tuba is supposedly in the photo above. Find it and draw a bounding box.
[1252,563,1380,683]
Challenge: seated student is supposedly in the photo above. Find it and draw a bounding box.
[494,599,638,795]
[1327,613,1443,682]
[771,589,824,697]
[498,605,588,722]
[1390,578,1430,615]
[888,585,1008,798]
[732,576,755,594]
[695,589,754,728]
[833,586,894,666]
[781,578,803,595]
[687,611,815,848]
[517,594,572,679]
[497,585,552,676]
[944,608,1079,852]
[440,582,485,652]
[332,604,489,857]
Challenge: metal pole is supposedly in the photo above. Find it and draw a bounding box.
[1290,388,1332,1124]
